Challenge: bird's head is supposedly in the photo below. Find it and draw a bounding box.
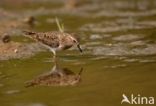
[68,34,83,53]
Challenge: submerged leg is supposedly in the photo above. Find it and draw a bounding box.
[39,43,57,62]
[50,49,57,62]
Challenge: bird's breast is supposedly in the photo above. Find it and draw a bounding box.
[62,45,73,50]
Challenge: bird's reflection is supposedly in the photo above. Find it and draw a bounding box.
[25,61,83,87]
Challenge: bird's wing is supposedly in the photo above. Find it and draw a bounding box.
[57,34,73,50]
[34,32,60,48]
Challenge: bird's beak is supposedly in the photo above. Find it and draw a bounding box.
[77,44,83,53]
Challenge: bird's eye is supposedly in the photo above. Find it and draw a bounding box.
[73,40,76,43]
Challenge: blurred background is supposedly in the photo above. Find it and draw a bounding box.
[0,0,156,106]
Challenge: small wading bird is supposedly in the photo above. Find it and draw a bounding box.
[23,31,83,58]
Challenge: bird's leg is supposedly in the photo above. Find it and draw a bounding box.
[50,49,57,62]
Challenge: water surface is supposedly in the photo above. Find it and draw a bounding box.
[0,0,156,106]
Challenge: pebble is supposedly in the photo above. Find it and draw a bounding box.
[1,34,11,43]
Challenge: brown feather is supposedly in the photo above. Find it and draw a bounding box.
[23,31,80,51]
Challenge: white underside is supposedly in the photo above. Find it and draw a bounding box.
[39,42,56,56]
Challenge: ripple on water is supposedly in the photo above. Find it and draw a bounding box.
[5,89,21,95]
[91,43,156,56]
[122,57,156,63]
[89,56,107,61]
[94,9,156,17]
[89,34,112,40]
[139,59,156,63]
[123,58,139,63]
[15,103,47,106]
[138,21,156,27]
[104,64,127,69]
[90,34,103,40]
[85,42,102,46]
[80,22,148,33]
[0,83,4,87]
[129,40,146,46]
[112,34,144,42]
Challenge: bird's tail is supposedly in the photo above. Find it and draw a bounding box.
[22,30,37,40]
[25,81,37,88]
[22,30,36,35]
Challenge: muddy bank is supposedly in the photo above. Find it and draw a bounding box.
[0,8,43,61]
[0,42,44,60]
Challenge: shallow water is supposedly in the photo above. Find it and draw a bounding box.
[0,0,156,106]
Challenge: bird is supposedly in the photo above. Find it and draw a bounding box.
[23,31,83,58]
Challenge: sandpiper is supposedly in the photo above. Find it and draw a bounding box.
[23,31,82,57]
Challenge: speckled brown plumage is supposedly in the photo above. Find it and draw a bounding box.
[23,31,82,56]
